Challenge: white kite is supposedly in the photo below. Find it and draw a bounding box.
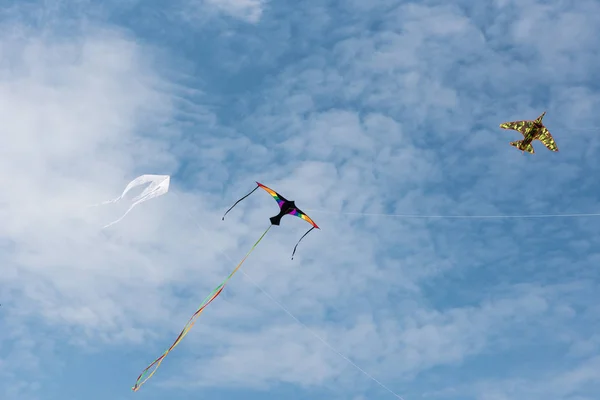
[93,174,170,228]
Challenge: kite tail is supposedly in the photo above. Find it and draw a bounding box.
[222,185,259,220]
[291,226,315,260]
[85,197,123,208]
[131,284,225,391]
[132,224,272,392]
[102,203,137,229]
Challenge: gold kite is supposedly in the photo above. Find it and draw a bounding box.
[499,111,559,154]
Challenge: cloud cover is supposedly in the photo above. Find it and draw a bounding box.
[0,0,599,399]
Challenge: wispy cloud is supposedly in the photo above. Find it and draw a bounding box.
[1,0,599,400]
[204,0,267,22]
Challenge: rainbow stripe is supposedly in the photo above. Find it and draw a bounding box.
[256,182,285,208]
[289,209,319,229]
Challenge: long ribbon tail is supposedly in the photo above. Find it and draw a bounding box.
[222,185,259,221]
[101,203,137,229]
[86,197,123,208]
[291,226,314,260]
[131,224,272,392]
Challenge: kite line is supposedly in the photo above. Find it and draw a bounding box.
[236,269,405,400]
[174,193,406,400]
[305,210,600,219]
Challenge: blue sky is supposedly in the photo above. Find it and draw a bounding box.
[1,0,599,399]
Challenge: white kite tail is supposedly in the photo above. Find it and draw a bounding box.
[91,174,170,228]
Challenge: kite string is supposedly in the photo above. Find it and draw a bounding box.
[304,209,600,219]
[173,193,405,400]
[236,268,404,400]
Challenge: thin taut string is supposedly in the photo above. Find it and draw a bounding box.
[304,209,600,219]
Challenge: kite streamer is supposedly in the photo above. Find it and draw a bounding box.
[132,224,272,391]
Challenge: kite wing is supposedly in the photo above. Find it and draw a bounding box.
[499,120,532,135]
[289,207,319,229]
[509,141,535,153]
[256,182,290,209]
[222,181,292,222]
[93,174,170,228]
[537,127,559,151]
[222,182,287,222]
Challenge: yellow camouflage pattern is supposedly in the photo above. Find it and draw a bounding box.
[500,111,559,153]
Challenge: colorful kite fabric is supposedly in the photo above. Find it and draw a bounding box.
[499,111,559,154]
[223,181,320,259]
[92,174,170,228]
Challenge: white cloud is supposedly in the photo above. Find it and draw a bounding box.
[1,0,599,399]
[182,0,267,23]
[0,20,193,366]
[207,0,266,22]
